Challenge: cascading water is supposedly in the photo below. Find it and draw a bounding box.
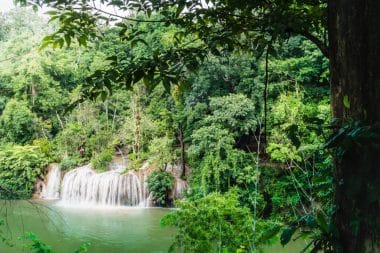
[41,164,61,199]
[38,159,187,208]
[173,178,188,199]
[59,165,147,207]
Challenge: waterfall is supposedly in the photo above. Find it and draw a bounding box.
[173,178,188,199]
[41,164,61,199]
[59,165,145,207]
[38,161,187,208]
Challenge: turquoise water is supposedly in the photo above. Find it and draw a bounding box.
[0,200,308,253]
[0,200,174,253]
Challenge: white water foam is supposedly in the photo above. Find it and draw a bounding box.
[58,165,147,207]
[41,164,61,199]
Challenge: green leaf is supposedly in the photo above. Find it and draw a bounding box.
[281,227,296,246]
[286,124,301,148]
[343,95,350,109]
[315,211,329,234]
[259,225,281,242]
[64,35,71,47]
[100,91,108,101]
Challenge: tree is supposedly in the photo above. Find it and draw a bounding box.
[14,0,380,251]
[147,170,174,206]
[326,1,380,252]
[0,99,36,144]
[207,94,257,137]
[161,189,260,252]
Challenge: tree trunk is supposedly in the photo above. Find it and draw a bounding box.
[132,86,142,156]
[263,46,269,146]
[178,124,186,178]
[328,1,380,252]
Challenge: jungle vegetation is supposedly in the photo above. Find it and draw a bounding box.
[1,0,379,252]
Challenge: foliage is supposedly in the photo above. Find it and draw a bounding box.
[147,136,174,167]
[206,94,257,136]
[0,7,337,252]
[91,148,114,172]
[0,145,50,199]
[32,139,57,160]
[23,232,91,253]
[0,99,36,144]
[162,189,282,253]
[324,120,380,159]
[24,232,55,253]
[188,124,235,194]
[147,170,174,206]
[59,156,84,171]
[267,91,330,163]
[280,210,334,253]
[87,129,114,155]
[55,122,88,158]
[14,0,328,101]
[324,121,380,250]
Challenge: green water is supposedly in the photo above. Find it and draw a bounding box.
[0,200,174,253]
[0,200,308,253]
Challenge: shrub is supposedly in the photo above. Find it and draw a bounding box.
[161,192,248,252]
[32,139,57,160]
[161,189,281,252]
[147,170,173,206]
[0,145,50,199]
[59,156,84,171]
[127,151,150,170]
[91,148,114,172]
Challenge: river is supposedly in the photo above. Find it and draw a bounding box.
[0,200,309,253]
[0,200,173,253]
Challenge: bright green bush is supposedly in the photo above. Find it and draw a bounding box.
[267,92,330,162]
[147,170,173,206]
[59,156,84,171]
[0,145,50,199]
[162,189,281,253]
[32,139,58,161]
[91,148,114,172]
[126,152,149,170]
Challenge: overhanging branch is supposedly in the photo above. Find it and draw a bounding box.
[297,30,330,59]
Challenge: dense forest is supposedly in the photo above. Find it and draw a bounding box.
[0,0,379,253]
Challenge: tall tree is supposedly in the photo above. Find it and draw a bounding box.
[327,1,380,252]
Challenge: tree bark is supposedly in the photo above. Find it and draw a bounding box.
[132,86,142,156]
[328,1,380,252]
[178,124,186,178]
[263,45,269,146]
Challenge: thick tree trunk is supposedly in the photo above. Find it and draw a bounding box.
[328,1,380,252]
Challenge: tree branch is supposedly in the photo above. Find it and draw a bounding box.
[89,5,165,23]
[297,30,330,58]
